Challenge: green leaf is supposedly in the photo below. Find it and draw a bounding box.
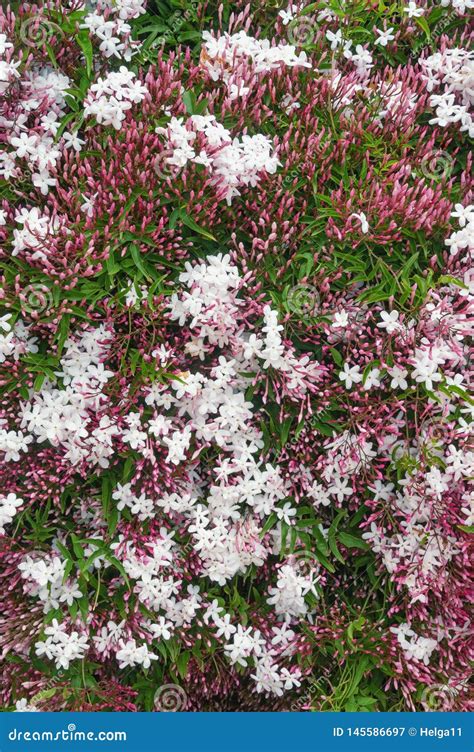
[130,244,153,280]
[104,554,130,588]
[330,347,343,367]
[313,524,330,557]
[176,651,190,679]
[77,595,89,620]
[338,531,370,551]
[70,534,84,561]
[182,90,196,114]
[314,551,335,573]
[415,15,431,39]
[178,210,217,241]
[33,373,46,391]
[310,418,336,437]
[106,252,121,276]
[457,524,474,534]
[76,30,93,77]
[261,512,278,536]
[328,510,347,563]
[55,541,73,563]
